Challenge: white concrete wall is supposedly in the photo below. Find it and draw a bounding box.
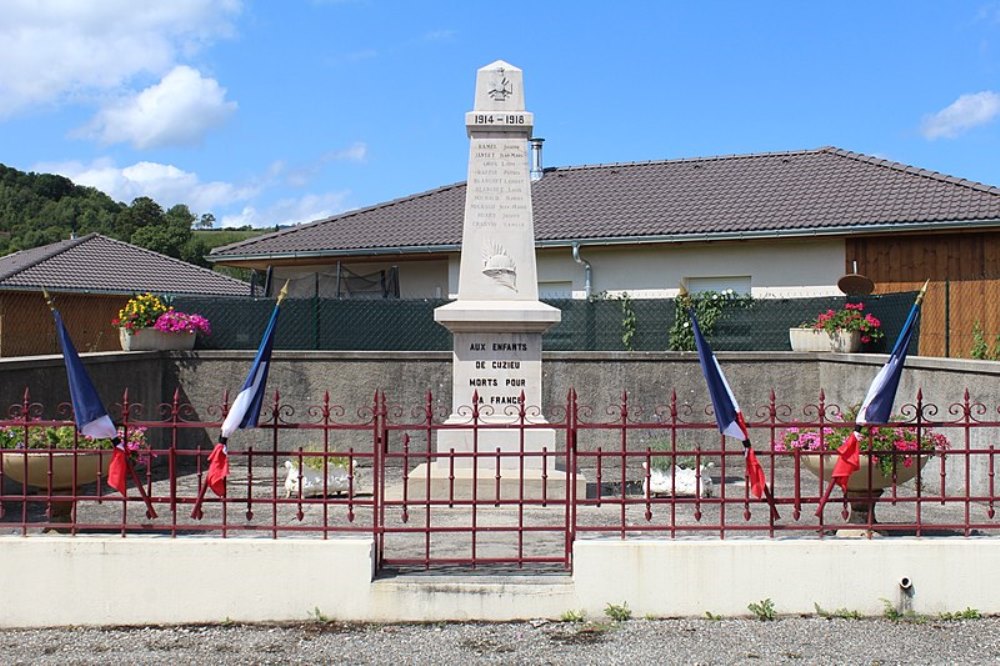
[0,536,374,627]
[3,535,1000,626]
[572,538,1000,618]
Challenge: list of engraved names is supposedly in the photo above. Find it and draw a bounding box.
[467,138,529,230]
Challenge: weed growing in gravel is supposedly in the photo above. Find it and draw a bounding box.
[560,609,586,623]
[747,598,776,621]
[704,611,723,621]
[604,602,632,622]
[939,607,983,621]
[880,599,926,623]
[308,607,331,623]
[549,622,613,646]
[814,603,862,620]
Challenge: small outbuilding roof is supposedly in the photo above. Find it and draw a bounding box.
[0,233,250,296]
[209,146,1000,262]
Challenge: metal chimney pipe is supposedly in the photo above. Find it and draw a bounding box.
[529,137,545,181]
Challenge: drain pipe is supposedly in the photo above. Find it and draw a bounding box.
[572,242,592,299]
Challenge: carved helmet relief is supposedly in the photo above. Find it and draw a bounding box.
[481,241,517,291]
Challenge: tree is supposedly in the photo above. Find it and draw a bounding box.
[196,213,216,230]
[130,204,194,260]
[115,197,165,240]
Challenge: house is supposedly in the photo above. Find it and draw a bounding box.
[208,146,1000,357]
[0,233,250,356]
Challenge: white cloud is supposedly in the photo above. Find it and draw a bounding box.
[273,143,368,187]
[79,66,237,148]
[0,0,240,118]
[422,29,456,42]
[327,142,368,162]
[221,192,352,229]
[921,91,1000,139]
[35,157,256,213]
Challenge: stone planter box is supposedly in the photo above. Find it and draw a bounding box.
[119,328,196,352]
[788,328,860,353]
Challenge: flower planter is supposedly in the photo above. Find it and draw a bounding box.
[119,328,196,352]
[283,460,351,497]
[641,462,713,497]
[800,451,925,492]
[1,451,112,490]
[801,452,930,527]
[788,328,861,353]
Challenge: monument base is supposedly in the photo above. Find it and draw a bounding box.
[396,462,587,502]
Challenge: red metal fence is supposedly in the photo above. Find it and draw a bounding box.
[0,387,996,572]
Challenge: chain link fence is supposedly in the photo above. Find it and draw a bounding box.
[0,289,922,357]
[165,291,921,353]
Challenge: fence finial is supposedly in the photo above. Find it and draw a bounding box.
[915,279,930,306]
[40,287,55,312]
[276,279,290,305]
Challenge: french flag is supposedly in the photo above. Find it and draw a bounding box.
[204,284,286,497]
[830,283,926,491]
[689,310,770,504]
[51,307,126,493]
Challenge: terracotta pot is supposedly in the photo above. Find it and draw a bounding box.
[800,451,924,492]
[119,328,196,352]
[1,451,113,490]
[788,328,861,353]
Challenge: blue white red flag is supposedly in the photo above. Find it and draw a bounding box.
[689,310,767,501]
[51,306,126,493]
[53,309,117,441]
[830,283,927,492]
[204,283,287,497]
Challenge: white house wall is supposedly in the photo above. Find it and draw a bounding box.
[276,238,844,300]
[531,238,847,299]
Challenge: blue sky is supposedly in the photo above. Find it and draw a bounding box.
[3,1,1000,228]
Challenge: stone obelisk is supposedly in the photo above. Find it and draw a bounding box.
[408,60,583,500]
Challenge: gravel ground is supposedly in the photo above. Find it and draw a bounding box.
[2,617,999,665]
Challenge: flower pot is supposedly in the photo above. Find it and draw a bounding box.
[1,451,113,490]
[641,462,713,497]
[283,460,351,497]
[788,328,861,353]
[800,451,924,492]
[119,328,196,352]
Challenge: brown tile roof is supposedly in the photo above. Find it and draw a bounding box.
[210,146,1000,260]
[0,233,250,296]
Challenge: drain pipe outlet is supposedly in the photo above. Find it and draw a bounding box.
[572,242,592,299]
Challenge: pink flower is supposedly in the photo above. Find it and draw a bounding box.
[153,311,211,335]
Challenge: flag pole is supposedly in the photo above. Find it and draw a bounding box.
[43,288,157,518]
[191,280,290,520]
[815,280,928,518]
[681,285,779,520]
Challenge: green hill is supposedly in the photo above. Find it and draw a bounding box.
[0,163,267,269]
